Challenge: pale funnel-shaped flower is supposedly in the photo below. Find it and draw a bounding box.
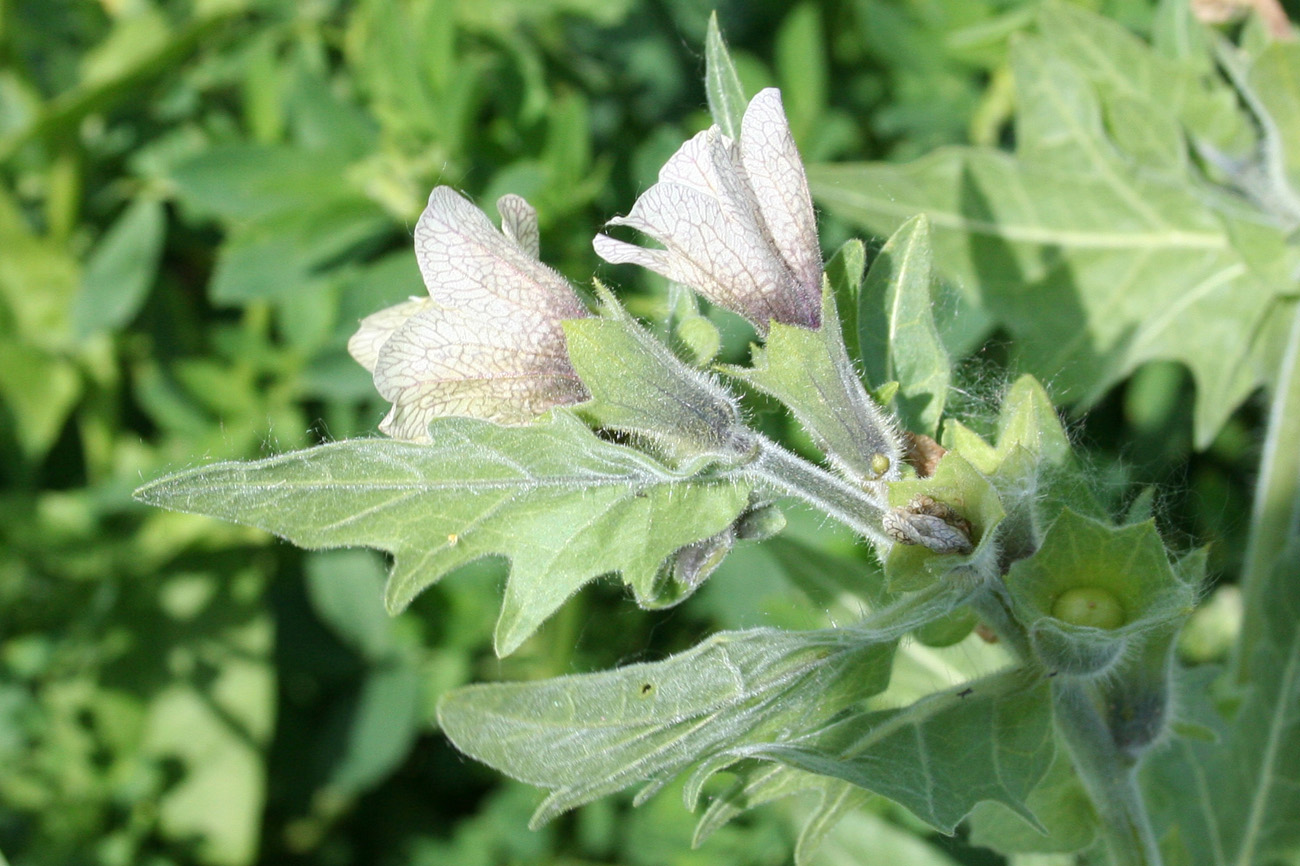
[348,187,589,441]
[594,88,822,333]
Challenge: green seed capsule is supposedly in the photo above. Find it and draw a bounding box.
[1052,587,1125,630]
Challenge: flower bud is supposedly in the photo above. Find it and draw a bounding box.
[1006,509,1196,678]
[1051,587,1126,630]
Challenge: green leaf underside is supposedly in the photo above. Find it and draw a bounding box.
[1145,542,1300,866]
[442,628,892,828]
[858,214,951,436]
[135,411,751,655]
[437,582,1055,836]
[809,2,1294,446]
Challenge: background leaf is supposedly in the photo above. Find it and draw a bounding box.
[810,2,1295,447]
[73,197,166,338]
[1144,540,1300,866]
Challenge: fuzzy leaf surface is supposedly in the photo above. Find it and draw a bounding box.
[565,285,746,463]
[1005,509,1194,676]
[437,584,970,827]
[728,286,902,484]
[135,412,751,655]
[741,669,1054,833]
[695,764,871,866]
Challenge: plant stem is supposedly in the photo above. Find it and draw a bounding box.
[968,586,1032,662]
[746,436,892,547]
[1235,299,1300,681]
[1053,680,1164,866]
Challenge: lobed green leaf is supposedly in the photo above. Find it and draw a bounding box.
[810,2,1295,447]
[743,669,1055,833]
[438,583,972,829]
[135,411,751,655]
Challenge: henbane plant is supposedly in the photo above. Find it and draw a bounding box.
[135,7,1300,866]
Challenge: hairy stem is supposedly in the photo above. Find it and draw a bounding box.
[968,586,1032,662]
[1236,299,1300,681]
[746,437,892,547]
[1053,681,1164,866]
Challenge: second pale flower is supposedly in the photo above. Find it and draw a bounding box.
[349,187,590,441]
[594,88,822,333]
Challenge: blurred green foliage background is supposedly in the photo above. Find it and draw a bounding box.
[0,0,1274,863]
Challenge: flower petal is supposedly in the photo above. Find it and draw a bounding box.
[347,297,432,373]
[601,182,792,329]
[593,90,822,332]
[373,305,587,440]
[738,88,821,314]
[497,194,539,259]
[415,187,586,321]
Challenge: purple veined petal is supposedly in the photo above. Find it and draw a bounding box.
[372,304,588,440]
[738,88,822,319]
[656,129,720,194]
[497,194,539,259]
[596,183,798,332]
[593,89,823,333]
[347,297,433,373]
[592,233,675,274]
[656,129,739,212]
[415,187,586,321]
[656,128,758,232]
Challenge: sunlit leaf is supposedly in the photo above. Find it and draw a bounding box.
[810,2,1293,446]
[135,411,751,655]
